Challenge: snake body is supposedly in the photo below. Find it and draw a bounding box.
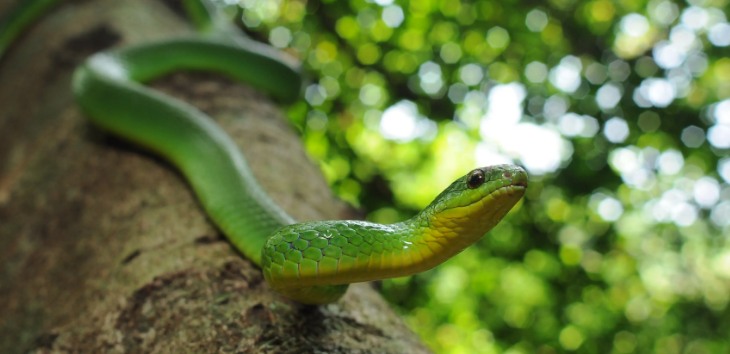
[1,0,528,305]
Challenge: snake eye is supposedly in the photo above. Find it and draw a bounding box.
[466,169,485,189]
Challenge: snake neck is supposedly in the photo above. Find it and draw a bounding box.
[392,214,482,274]
[395,185,525,275]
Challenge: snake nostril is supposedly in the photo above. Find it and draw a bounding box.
[502,171,512,179]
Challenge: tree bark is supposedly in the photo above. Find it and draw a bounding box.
[0,1,432,353]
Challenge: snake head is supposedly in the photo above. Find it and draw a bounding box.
[428,164,528,211]
[467,164,528,189]
[420,164,528,249]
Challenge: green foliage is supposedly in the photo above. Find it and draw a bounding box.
[225,0,730,352]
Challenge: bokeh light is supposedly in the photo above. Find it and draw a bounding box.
[524,61,547,83]
[382,5,404,28]
[596,83,623,110]
[709,23,730,46]
[621,14,650,37]
[549,56,582,93]
[526,9,548,32]
[604,117,630,143]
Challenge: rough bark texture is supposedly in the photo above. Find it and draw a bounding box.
[0,1,432,353]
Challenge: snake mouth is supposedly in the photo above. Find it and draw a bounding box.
[468,182,527,208]
[514,180,528,188]
[494,183,526,197]
[486,171,528,201]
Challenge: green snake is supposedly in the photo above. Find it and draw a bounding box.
[0,0,528,305]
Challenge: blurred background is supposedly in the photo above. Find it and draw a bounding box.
[219,0,729,352]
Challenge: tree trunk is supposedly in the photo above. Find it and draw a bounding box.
[0,0,432,352]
